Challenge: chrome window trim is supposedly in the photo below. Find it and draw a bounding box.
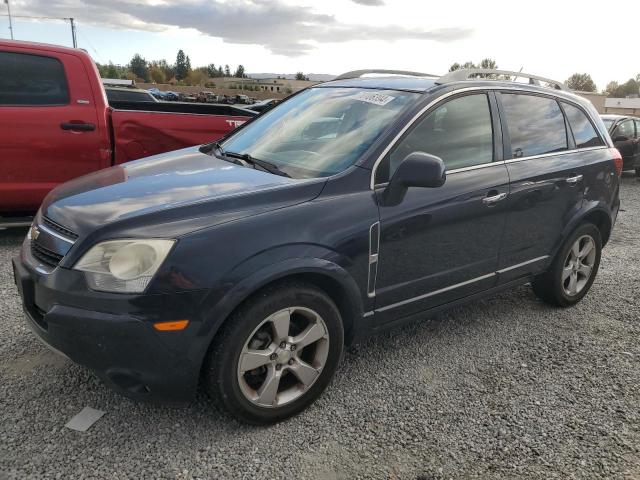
[503,146,608,165]
[374,255,550,314]
[370,86,608,190]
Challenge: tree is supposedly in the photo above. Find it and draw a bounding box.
[175,50,189,80]
[448,59,504,79]
[151,60,174,81]
[479,58,497,70]
[295,72,309,81]
[128,54,149,82]
[148,66,166,84]
[234,65,246,78]
[207,63,218,77]
[224,64,231,77]
[604,81,620,96]
[186,69,208,86]
[565,73,596,92]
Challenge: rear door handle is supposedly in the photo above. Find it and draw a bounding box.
[60,122,96,132]
[482,192,507,205]
[565,174,583,185]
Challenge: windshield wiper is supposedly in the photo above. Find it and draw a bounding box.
[225,151,291,178]
[206,142,245,166]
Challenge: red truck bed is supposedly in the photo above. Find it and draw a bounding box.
[0,40,256,214]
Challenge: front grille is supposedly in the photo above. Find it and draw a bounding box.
[42,216,78,240]
[31,241,64,267]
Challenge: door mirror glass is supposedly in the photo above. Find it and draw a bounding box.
[382,152,446,205]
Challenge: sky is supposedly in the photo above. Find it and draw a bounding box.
[1,0,637,90]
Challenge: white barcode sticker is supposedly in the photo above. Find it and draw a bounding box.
[352,91,395,106]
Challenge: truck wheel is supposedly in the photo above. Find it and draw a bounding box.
[203,281,344,424]
[532,223,602,307]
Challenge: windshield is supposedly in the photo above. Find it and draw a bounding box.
[221,87,419,178]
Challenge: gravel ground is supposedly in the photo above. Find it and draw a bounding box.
[1,175,639,480]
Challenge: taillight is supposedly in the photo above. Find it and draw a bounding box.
[610,148,623,177]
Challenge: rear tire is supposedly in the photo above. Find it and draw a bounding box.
[532,223,602,307]
[203,281,343,424]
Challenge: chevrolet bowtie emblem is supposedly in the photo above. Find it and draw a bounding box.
[31,225,40,241]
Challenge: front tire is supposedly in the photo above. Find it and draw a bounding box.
[532,223,602,307]
[204,281,344,424]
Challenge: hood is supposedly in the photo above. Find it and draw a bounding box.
[42,146,324,237]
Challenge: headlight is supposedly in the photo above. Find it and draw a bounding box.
[74,239,175,293]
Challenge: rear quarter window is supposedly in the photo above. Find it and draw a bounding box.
[501,93,567,158]
[0,51,69,106]
[562,103,604,148]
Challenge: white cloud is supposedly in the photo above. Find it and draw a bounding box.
[15,0,471,56]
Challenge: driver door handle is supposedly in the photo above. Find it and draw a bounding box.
[61,122,96,132]
[482,192,507,205]
[565,174,583,185]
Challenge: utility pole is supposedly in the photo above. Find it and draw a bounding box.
[4,0,13,40]
[69,17,77,48]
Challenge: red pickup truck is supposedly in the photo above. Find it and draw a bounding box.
[0,40,256,219]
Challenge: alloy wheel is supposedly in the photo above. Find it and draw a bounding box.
[237,307,329,408]
[562,235,597,297]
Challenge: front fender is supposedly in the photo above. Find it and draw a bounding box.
[197,253,365,342]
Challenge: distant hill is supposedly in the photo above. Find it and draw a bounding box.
[247,73,336,81]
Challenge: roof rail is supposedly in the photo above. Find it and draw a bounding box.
[435,69,569,91]
[334,69,438,81]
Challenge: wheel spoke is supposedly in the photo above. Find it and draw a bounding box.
[270,309,291,343]
[289,359,319,386]
[571,241,580,259]
[239,349,274,373]
[568,272,578,295]
[292,322,325,349]
[562,264,573,282]
[579,239,594,259]
[577,263,592,279]
[256,367,281,406]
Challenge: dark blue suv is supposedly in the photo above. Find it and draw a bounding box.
[13,69,622,424]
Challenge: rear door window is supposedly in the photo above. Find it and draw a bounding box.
[635,120,640,139]
[0,51,69,106]
[562,103,604,148]
[501,93,567,158]
[612,120,635,140]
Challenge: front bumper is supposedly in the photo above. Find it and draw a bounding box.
[12,241,211,402]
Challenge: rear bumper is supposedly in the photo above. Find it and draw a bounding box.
[12,249,211,402]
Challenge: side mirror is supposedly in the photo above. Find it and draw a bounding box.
[613,135,629,142]
[382,152,446,206]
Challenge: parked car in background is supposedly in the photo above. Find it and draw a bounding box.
[601,114,640,176]
[179,93,198,103]
[248,98,279,113]
[0,40,257,217]
[234,94,254,105]
[13,69,621,424]
[148,88,180,101]
[105,86,158,103]
[197,91,222,103]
